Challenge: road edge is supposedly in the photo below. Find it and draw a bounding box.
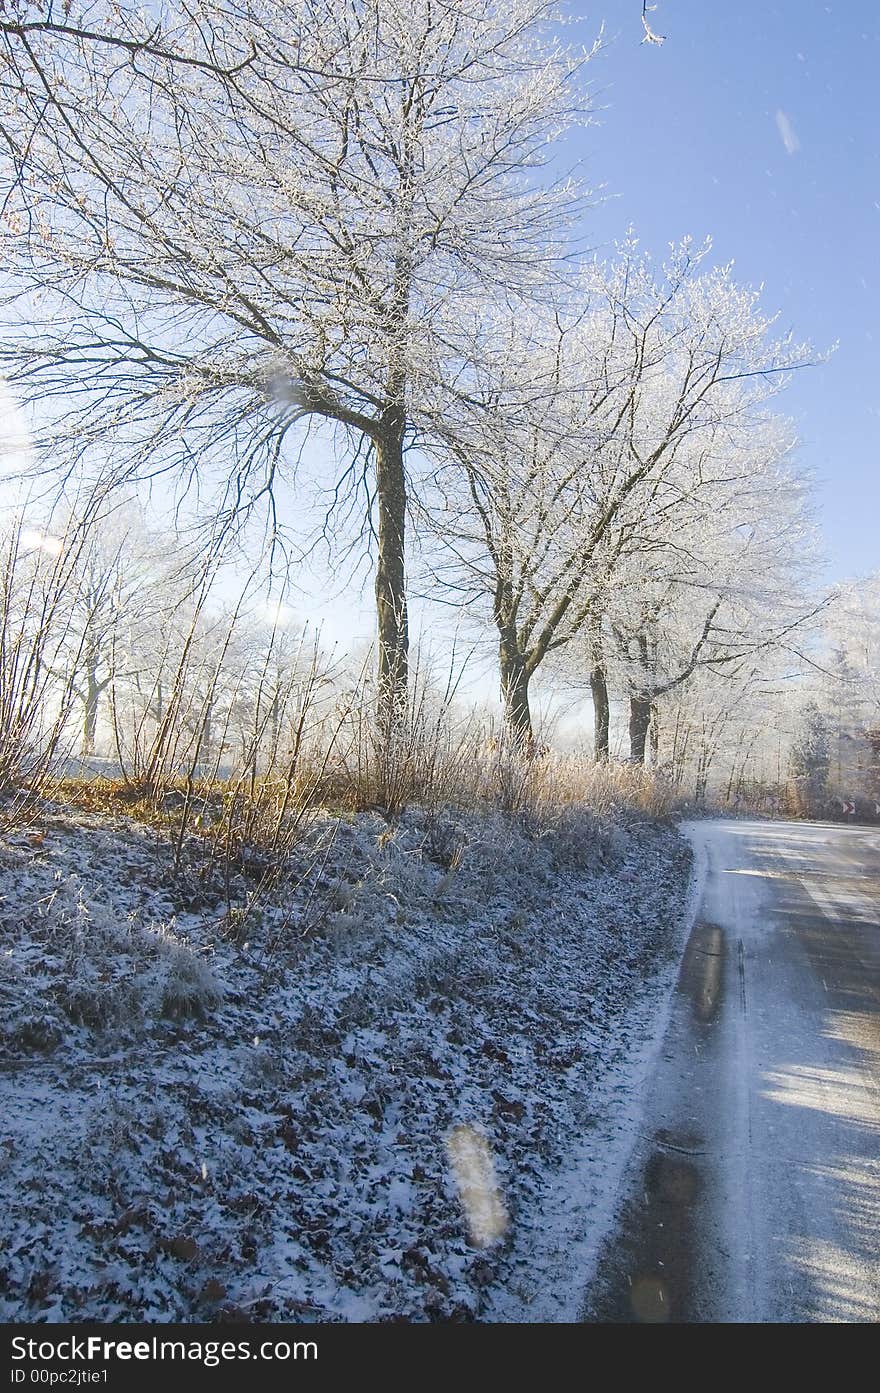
[488,824,707,1322]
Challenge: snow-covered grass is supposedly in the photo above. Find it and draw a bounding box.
[0,791,692,1322]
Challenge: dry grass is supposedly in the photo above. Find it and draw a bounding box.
[2,507,672,873]
[56,741,673,852]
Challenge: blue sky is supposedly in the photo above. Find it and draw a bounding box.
[1,0,875,654]
[571,0,879,581]
[263,0,880,655]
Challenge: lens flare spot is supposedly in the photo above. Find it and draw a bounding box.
[445,1123,509,1248]
[20,528,63,557]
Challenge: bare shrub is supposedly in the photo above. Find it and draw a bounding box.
[0,872,221,1049]
[324,646,486,816]
[0,508,100,820]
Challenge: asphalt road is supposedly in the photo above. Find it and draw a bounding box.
[582,818,880,1323]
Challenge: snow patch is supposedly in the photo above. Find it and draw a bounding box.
[0,800,692,1321]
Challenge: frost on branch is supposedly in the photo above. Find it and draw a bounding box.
[641,2,666,45]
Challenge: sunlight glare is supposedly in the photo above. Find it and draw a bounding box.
[20,527,63,558]
[446,1123,509,1248]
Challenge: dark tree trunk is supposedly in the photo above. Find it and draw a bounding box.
[629,695,652,764]
[590,663,610,761]
[82,639,103,757]
[374,422,408,739]
[695,760,709,804]
[649,704,660,765]
[499,634,533,747]
[270,686,280,754]
[82,674,99,757]
[201,699,213,763]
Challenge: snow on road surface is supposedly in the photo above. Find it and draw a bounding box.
[584,818,880,1324]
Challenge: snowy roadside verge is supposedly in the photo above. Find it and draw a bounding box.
[0,799,693,1322]
[486,819,707,1320]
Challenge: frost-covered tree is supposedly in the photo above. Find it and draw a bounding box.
[425,240,815,745]
[108,573,230,785]
[0,504,107,790]
[51,507,181,756]
[811,576,880,802]
[661,658,798,803]
[788,700,832,813]
[0,0,596,737]
[827,577,880,725]
[606,433,820,763]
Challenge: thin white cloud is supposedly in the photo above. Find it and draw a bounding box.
[775,109,801,155]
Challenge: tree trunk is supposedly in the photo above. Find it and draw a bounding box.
[590,663,610,761]
[82,641,101,757]
[499,636,533,747]
[649,704,660,765]
[695,756,709,804]
[201,699,213,763]
[82,674,99,757]
[374,423,408,740]
[629,695,652,764]
[270,685,280,756]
